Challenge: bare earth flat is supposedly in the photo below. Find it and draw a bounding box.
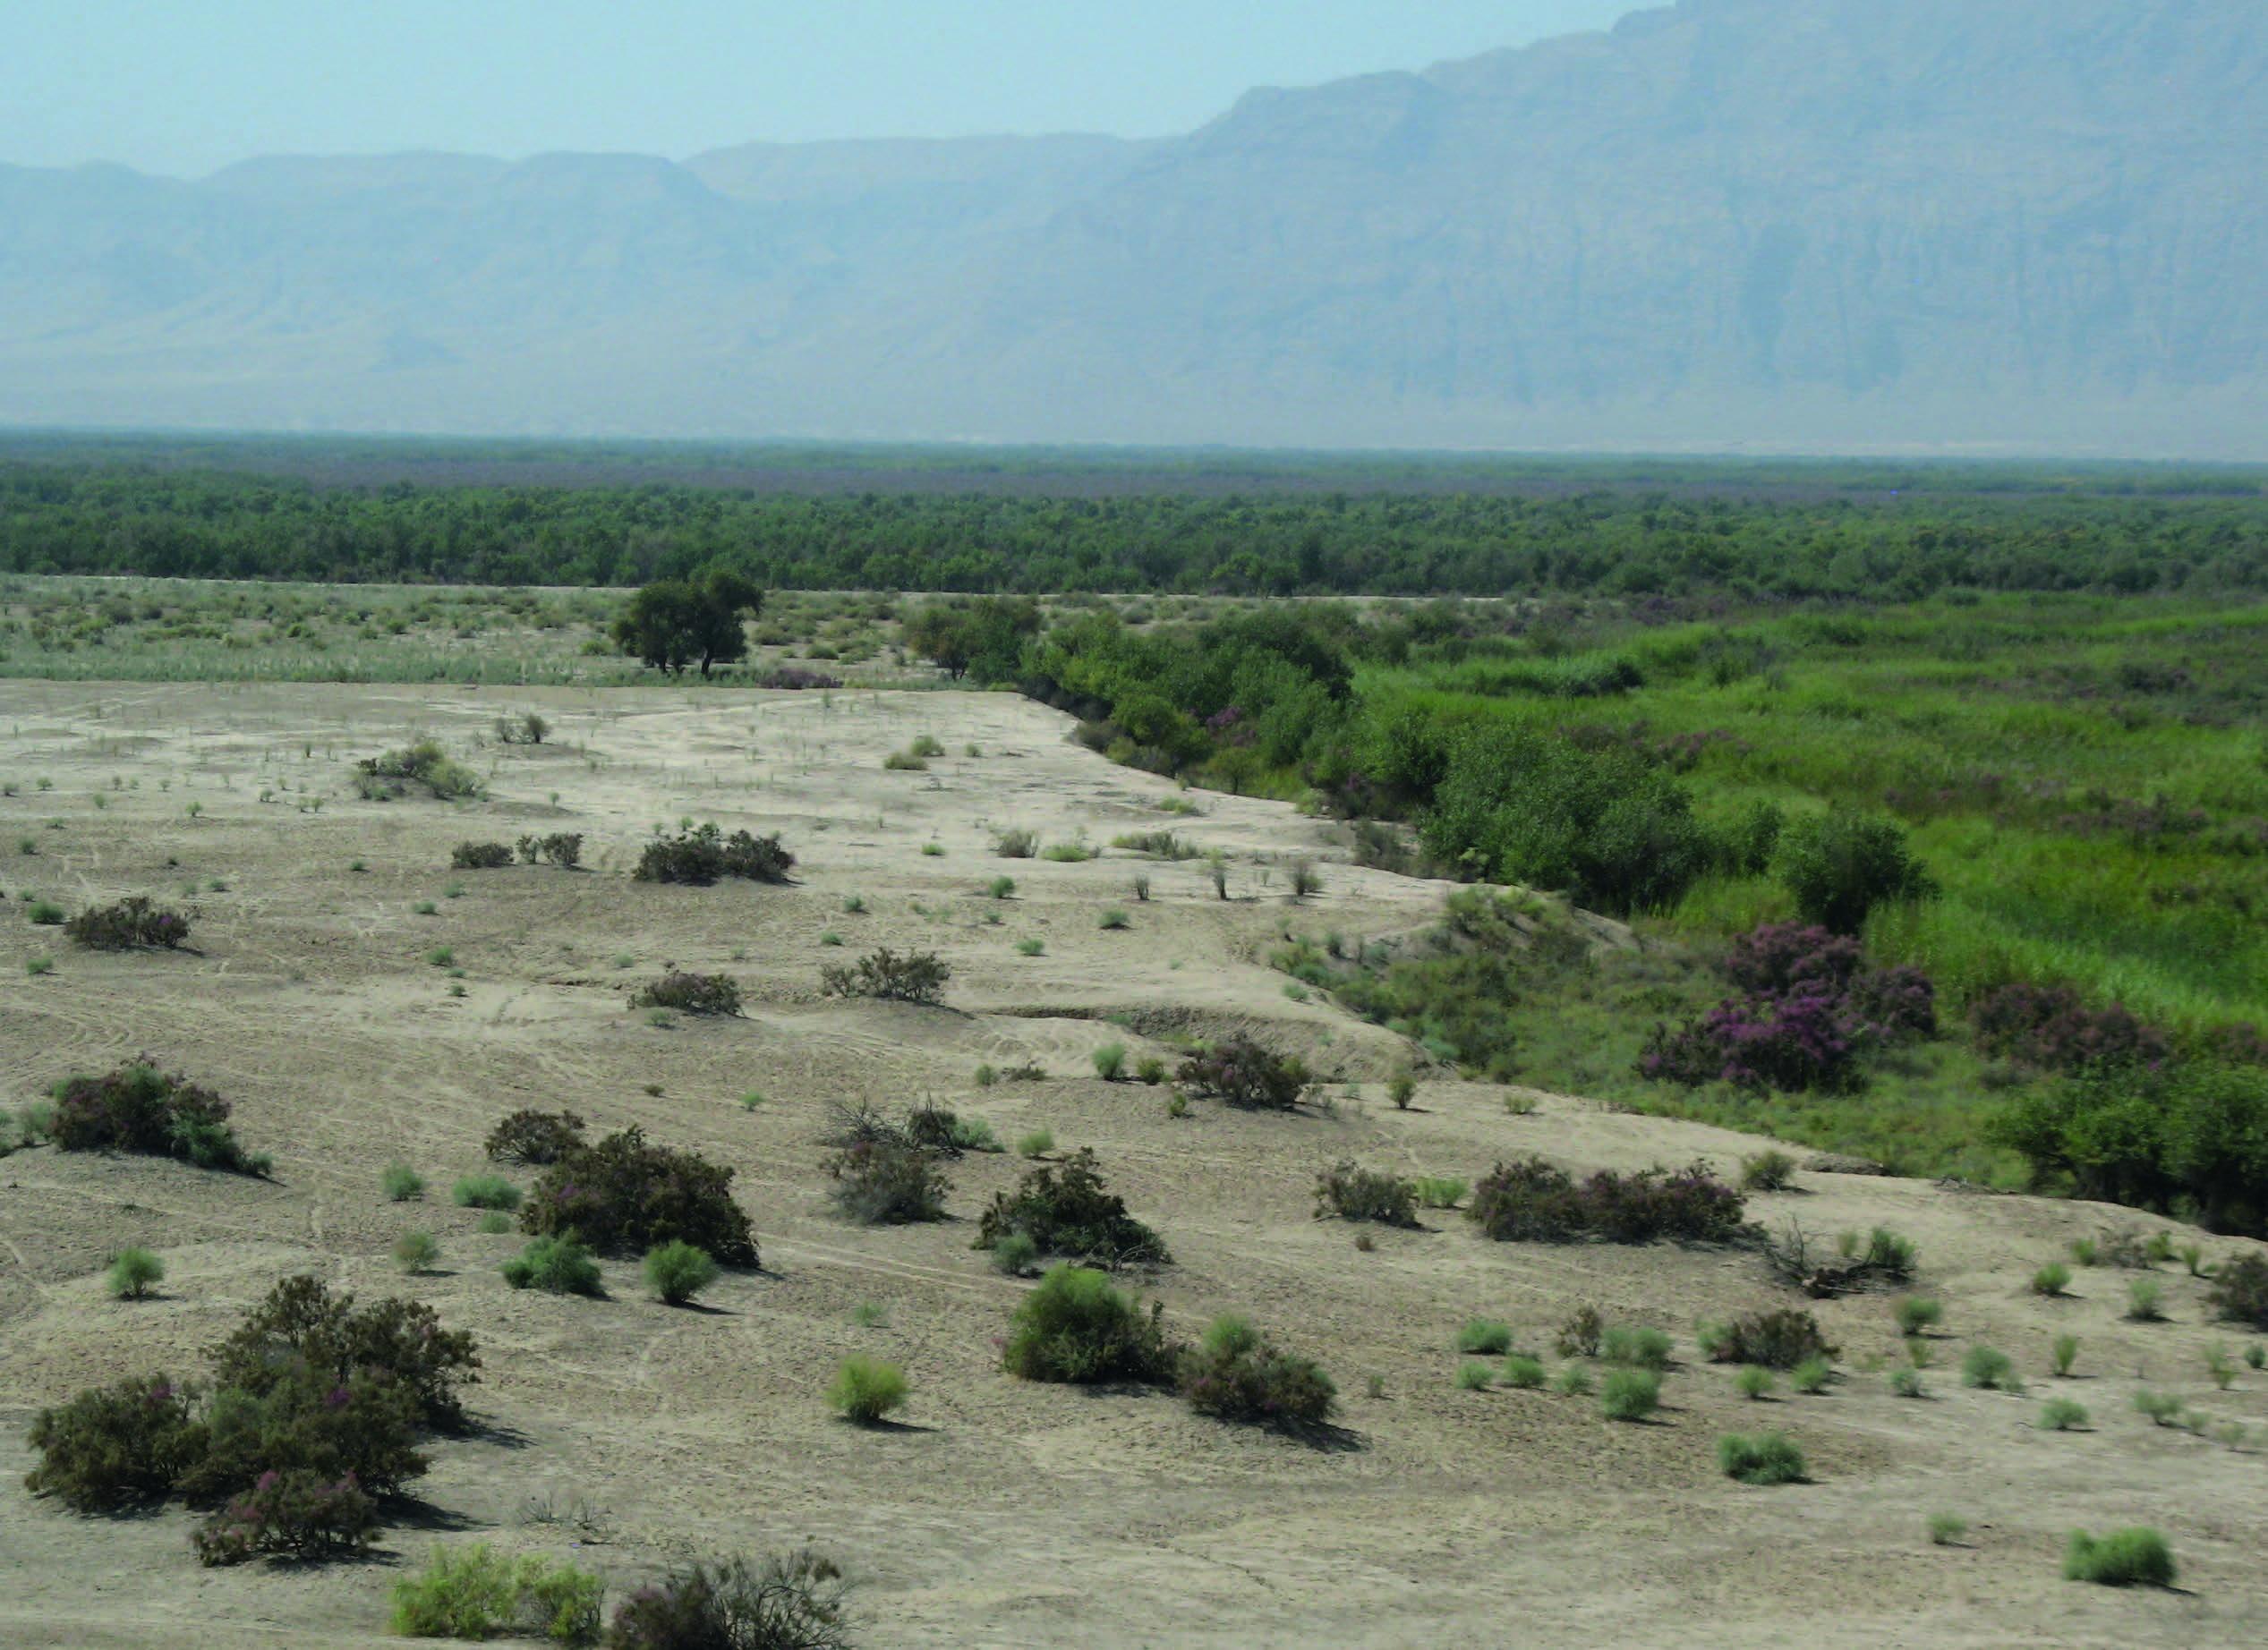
[1,681,2264,1647]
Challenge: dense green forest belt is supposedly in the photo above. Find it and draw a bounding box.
[4,456,2267,595]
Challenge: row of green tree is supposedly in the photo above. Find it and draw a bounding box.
[5,463,2267,596]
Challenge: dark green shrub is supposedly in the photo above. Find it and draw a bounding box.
[1700,1308,1834,1371]
[495,712,550,746]
[521,1127,759,1267]
[1961,1345,2018,1390]
[503,1235,603,1296]
[209,1275,481,1428]
[819,947,950,1004]
[192,1468,376,1566]
[828,1355,909,1425]
[1467,1155,1746,1245]
[454,1174,523,1210]
[485,1109,587,1166]
[181,1365,430,1502]
[1313,1161,1420,1227]
[1775,808,1933,934]
[825,1141,950,1225]
[27,898,64,924]
[1002,1264,1173,1385]
[1740,1150,1798,1191]
[1718,1432,1807,1484]
[450,842,516,870]
[392,1544,605,1645]
[1555,1304,1603,1358]
[1175,1037,1310,1110]
[644,1241,720,1306]
[1175,1314,1335,1428]
[49,1059,266,1175]
[516,832,584,869]
[2063,1527,2175,1587]
[604,1551,849,1650]
[632,971,743,1016]
[633,824,794,886]
[975,1148,1168,1266]
[2210,1251,2268,1328]
[65,896,192,950]
[23,1374,203,1510]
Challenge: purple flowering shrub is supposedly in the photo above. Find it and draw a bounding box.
[65,895,192,950]
[1971,982,2168,1073]
[192,1469,375,1566]
[1641,923,1937,1093]
[1467,1154,1748,1245]
[49,1059,269,1175]
[1174,1314,1336,1428]
[521,1127,759,1266]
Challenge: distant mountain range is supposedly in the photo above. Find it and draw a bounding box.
[2,0,2262,456]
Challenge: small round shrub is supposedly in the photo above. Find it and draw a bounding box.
[1961,1345,2016,1390]
[643,1240,720,1306]
[1740,1150,1797,1191]
[2127,1278,2167,1322]
[1789,1355,1832,1395]
[452,1175,521,1211]
[829,1356,909,1425]
[2063,1527,2174,1587]
[1017,1129,1054,1160]
[2051,1333,2080,1376]
[1457,1319,1514,1356]
[1600,1369,1660,1422]
[1928,1513,1967,1545]
[2039,1398,2089,1432]
[991,1231,1042,1276]
[1718,1431,1806,1484]
[382,1162,427,1202]
[107,1247,164,1300]
[2031,1262,2072,1297]
[1889,1366,1925,1398]
[1895,1297,1942,1336]
[1551,1364,1592,1397]
[394,1230,441,1275]
[1455,1360,1496,1391]
[1002,1265,1169,1385]
[1091,1042,1128,1081]
[501,1235,602,1296]
[1602,1325,1674,1370]
[1735,1365,1774,1400]
[477,1211,512,1234]
[1502,1354,1547,1389]
[1175,1314,1335,1428]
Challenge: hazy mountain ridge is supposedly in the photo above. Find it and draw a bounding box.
[1,0,2261,455]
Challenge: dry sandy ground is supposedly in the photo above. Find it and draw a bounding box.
[1,680,2264,1648]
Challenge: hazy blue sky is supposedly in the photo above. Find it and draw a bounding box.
[3,0,1641,175]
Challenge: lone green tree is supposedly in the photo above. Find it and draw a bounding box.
[612,570,763,677]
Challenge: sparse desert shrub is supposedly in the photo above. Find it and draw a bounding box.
[633,824,794,886]
[1002,1264,1173,1385]
[495,711,550,746]
[1288,860,1322,900]
[2063,1527,2175,1588]
[23,1374,202,1510]
[2127,1278,2166,1322]
[829,1355,909,1425]
[1468,1155,1747,1245]
[987,874,1017,899]
[66,896,192,951]
[1551,1364,1593,1396]
[976,1148,1168,1266]
[991,1231,1041,1276]
[644,1240,720,1306]
[1502,1353,1547,1388]
[1555,1304,1604,1358]
[1013,938,1044,957]
[1895,1297,1942,1337]
[356,739,482,801]
[1889,1366,1925,1398]
[27,898,64,924]
[1457,1319,1514,1356]
[633,970,743,1016]
[1962,1345,2017,1391]
[1599,1368,1660,1421]
[882,748,929,770]
[826,1140,950,1225]
[395,1230,441,1274]
[1388,1071,1417,1110]
[1414,1176,1467,1210]
[1136,1056,1167,1085]
[1313,1161,1420,1227]
[2133,1387,2183,1426]
[1091,1042,1128,1080]
[383,1162,428,1202]
[450,841,516,870]
[1741,1149,1798,1191]
[1040,841,1092,863]
[192,1467,377,1567]
[2209,1252,2268,1328]
[50,1059,265,1174]
[477,1211,512,1233]
[1718,1431,1807,1484]
[1175,1313,1335,1428]
[454,1174,523,1211]
[522,1127,759,1267]
[604,1550,849,1650]
[1735,1365,1774,1400]
[485,1109,587,1166]
[503,1235,603,1296]
[2032,1262,2073,1297]
[391,1544,603,1645]
[516,832,584,869]
[820,947,950,1005]
[1789,1355,1832,1394]
[98,1245,162,1303]
[1928,1512,1968,1545]
[1455,1360,1496,1391]
[1098,907,1130,931]
[2052,1333,2080,1376]
[1175,1037,1311,1110]
[993,829,1037,858]
[1603,1325,1675,1371]
[2040,1398,2090,1431]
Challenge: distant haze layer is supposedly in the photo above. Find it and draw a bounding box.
[1,0,2262,457]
